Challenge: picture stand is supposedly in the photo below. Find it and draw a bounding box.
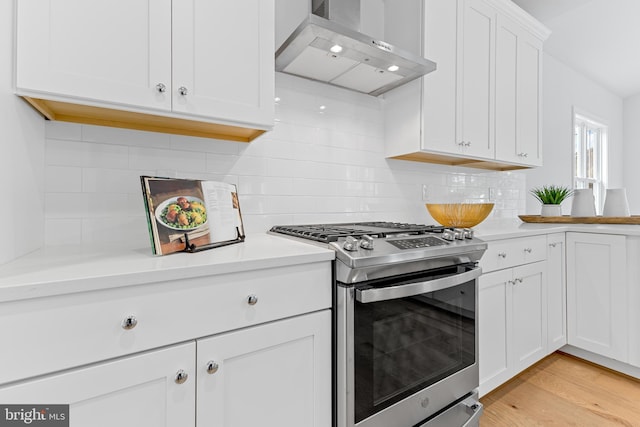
[183,227,245,253]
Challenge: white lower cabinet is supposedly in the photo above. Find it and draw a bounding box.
[0,261,332,426]
[478,268,510,394]
[479,260,546,395]
[0,310,331,427]
[0,343,197,427]
[197,310,331,427]
[511,262,547,372]
[546,233,566,351]
[566,232,628,362]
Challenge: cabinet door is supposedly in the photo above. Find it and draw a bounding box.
[495,16,543,166]
[478,269,512,396]
[516,30,543,165]
[566,233,628,361]
[172,0,274,127]
[197,310,331,427]
[421,0,459,153]
[16,0,172,111]
[458,0,495,159]
[511,261,547,372]
[547,233,567,351]
[0,343,195,427]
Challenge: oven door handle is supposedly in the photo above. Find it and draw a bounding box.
[355,267,482,304]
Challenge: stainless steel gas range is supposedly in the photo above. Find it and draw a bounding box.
[269,222,487,427]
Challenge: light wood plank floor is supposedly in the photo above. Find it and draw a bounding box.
[480,352,640,426]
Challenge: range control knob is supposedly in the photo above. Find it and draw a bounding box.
[462,228,474,239]
[359,235,374,250]
[452,229,465,240]
[343,236,359,252]
[441,229,456,241]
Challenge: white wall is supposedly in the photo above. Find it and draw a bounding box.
[0,1,45,264]
[525,53,624,214]
[3,0,527,256]
[624,93,640,213]
[41,73,526,249]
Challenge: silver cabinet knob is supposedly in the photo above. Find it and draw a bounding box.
[247,294,258,306]
[465,141,472,147]
[498,252,507,258]
[549,242,557,248]
[156,83,167,93]
[518,152,529,158]
[206,361,219,375]
[458,141,466,147]
[524,247,532,253]
[178,86,188,96]
[175,369,188,384]
[121,315,137,330]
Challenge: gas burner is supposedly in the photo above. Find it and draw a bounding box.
[269,222,441,243]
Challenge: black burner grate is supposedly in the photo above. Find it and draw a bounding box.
[269,222,445,243]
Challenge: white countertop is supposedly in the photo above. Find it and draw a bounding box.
[0,233,334,303]
[3,220,640,303]
[474,219,640,241]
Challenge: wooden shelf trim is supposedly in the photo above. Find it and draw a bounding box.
[519,215,640,224]
[22,97,266,142]
[389,152,532,172]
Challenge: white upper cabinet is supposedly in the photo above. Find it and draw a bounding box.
[459,0,495,160]
[384,0,549,171]
[495,15,543,166]
[15,0,274,142]
[16,0,173,111]
[172,0,274,126]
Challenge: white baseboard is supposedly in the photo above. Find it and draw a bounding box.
[560,345,640,379]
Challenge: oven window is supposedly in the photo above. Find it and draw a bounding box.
[353,277,475,423]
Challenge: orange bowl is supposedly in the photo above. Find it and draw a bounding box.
[426,203,494,228]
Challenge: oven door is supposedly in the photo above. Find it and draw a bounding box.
[340,264,481,427]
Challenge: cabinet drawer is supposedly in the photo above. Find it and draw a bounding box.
[480,235,547,273]
[0,262,331,385]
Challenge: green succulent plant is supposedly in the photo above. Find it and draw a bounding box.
[530,185,573,205]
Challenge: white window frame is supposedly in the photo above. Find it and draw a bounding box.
[572,107,608,214]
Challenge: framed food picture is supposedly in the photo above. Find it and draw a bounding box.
[140,176,245,255]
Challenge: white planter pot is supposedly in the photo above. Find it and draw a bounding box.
[540,204,562,217]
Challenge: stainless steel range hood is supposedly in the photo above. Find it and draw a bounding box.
[275,0,436,97]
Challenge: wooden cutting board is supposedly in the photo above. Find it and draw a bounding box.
[519,215,640,224]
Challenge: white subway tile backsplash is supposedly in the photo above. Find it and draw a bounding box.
[45,166,82,193]
[170,134,240,155]
[82,168,152,194]
[45,193,133,219]
[81,216,148,245]
[129,146,207,172]
[239,176,294,196]
[41,75,526,246]
[45,219,82,246]
[82,124,172,149]
[46,139,129,169]
[45,121,82,141]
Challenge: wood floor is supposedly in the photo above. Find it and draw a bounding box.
[480,352,640,426]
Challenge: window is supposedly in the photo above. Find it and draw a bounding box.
[573,108,608,214]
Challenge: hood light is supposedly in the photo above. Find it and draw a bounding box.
[387,65,399,72]
[330,44,343,53]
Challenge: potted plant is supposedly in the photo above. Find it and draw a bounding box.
[530,185,573,217]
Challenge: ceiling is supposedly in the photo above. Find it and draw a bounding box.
[511,0,640,99]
